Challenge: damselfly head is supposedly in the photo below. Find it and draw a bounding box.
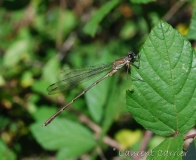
[128,51,137,62]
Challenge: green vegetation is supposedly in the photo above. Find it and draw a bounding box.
[1,0,196,159]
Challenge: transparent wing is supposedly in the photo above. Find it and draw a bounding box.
[47,63,113,95]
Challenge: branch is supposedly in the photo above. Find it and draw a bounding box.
[184,133,196,141]
[44,95,121,150]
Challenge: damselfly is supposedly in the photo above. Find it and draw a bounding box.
[43,51,140,126]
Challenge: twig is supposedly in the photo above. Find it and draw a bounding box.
[56,0,66,49]
[44,95,121,150]
[133,130,153,160]
[184,133,196,141]
[57,33,76,61]
[162,0,187,21]
[96,146,107,160]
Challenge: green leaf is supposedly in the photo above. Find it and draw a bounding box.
[195,139,196,147]
[0,116,9,130]
[187,8,196,40]
[34,9,77,40]
[32,106,57,122]
[84,77,111,122]
[56,147,85,160]
[84,51,113,122]
[83,0,120,37]
[0,140,16,160]
[0,76,5,86]
[3,39,30,67]
[62,10,78,36]
[148,136,165,150]
[127,21,196,136]
[101,74,131,137]
[120,21,137,40]
[43,54,61,83]
[147,135,184,160]
[130,0,156,4]
[30,119,96,158]
[20,71,34,87]
[32,80,50,95]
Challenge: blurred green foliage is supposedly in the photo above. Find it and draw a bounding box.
[0,0,196,159]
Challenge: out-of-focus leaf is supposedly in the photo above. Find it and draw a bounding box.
[34,9,59,40]
[30,119,96,158]
[176,23,189,36]
[0,116,9,130]
[0,9,24,49]
[57,147,90,160]
[100,74,119,136]
[83,51,113,122]
[101,72,132,138]
[62,10,78,36]
[32,80,50,95]
[148,136,165,150]
[83,0,120,37]
[147,135,184,160]
[195,139,196,147]
[148,12,161,26]
[32,106,57,122]
[127,21,196,136]
[120,21,137,39]
[84,77,111,123]
[3,39,30,67]
[115,129,142,150]
[43,54,60,83]
[34,9,77,40]
[20,71,34,87]
[0,140,16,160]
[187,8,196,40]
[26,94,41,115]
[130,0,156,4]
[0,74,5,86]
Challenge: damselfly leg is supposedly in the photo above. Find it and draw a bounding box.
[43,51,141,126]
